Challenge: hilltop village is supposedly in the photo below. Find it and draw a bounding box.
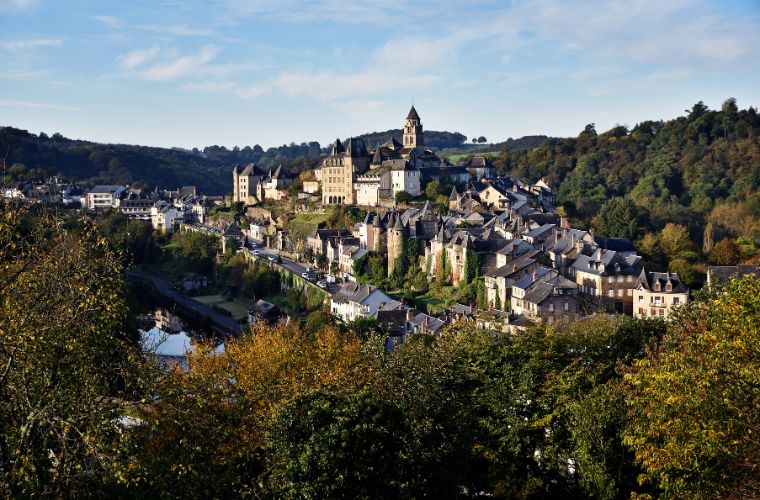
[12,106,758,341]
[219,107,700,338]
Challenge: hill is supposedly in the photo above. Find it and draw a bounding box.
[0,127,485,194]
[492,99,760,245]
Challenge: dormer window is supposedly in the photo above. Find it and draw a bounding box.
[654,282,661,291]
[666,282,672,292]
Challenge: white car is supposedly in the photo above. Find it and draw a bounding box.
[267,256,277,262]
[301,272,310,279]
[252,249,261,256]
[316,280,328,289]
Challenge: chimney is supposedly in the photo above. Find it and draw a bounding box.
[532,271,538,281]
[406,308,414,321]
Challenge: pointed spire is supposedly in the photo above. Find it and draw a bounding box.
[406,105,420,121]
[420,200,430,217]
[638,268,648,288]
[372,147,384,165]
[274,165,282,178]
[393,213,403,230]
[449,186,459,201]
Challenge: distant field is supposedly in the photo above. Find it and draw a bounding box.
[193,294,249,320]
[287,208,336,240]
[447,151,502,164]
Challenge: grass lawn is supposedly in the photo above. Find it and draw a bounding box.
[287,208,337,240]
[415,286,454,314]
[447,151,502,164]
[192,294,227,305]
[193,294,250,320]
[216,301,250,320]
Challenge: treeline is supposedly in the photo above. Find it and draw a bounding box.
[2,201,758,498]
[494,99,759,230]
[0,126,471,194]
[356,128,467,149]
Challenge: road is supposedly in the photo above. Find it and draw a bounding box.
[242,245,342,296]
[126,271,243,335]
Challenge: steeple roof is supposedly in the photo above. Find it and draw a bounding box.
[331,138,345,155]
[372,147,385,165]
[406,105,421,121]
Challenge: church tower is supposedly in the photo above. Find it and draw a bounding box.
[403,106,423,148]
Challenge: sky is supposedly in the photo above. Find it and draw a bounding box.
[1,0,759,150]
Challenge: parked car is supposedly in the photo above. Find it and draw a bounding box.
[267,256,277,262]
[301,272,310,279]
[253,250,261,256]
[316,280,328,289]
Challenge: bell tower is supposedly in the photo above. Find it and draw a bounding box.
[403,105,423,148]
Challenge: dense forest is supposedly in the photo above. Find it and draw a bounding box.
[0,126,474,194]
[1,200,758,498]
[494,99,760,238]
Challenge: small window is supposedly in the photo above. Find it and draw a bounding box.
[673,297,680,304]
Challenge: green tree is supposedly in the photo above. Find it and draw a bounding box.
[464,249,481,282]
[395,191,410,205]
[592,197,646,240]
[624,277,760,498]
[266,391,408,498]
[425,180,440,200]
[659,223,690,257]
[436,250,449,286]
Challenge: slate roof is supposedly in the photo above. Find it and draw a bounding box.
[406,105,421,120]
[332,282,380,305]
[637,270,688,293]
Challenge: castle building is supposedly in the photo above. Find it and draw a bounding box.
[321,107,439,207]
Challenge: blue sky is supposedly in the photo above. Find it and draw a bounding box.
[1,0,759,149]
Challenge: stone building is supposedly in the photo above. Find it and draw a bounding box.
[321,137,371,205]
[633,270,689,318]
[232,163,267,205]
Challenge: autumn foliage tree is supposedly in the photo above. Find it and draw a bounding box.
[0,201,142,497]
[624,277,760,498]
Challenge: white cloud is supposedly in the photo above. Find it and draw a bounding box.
[0,99,78,111]
[0,38,62,51]
[118,46,221,82]
[139,24,216,37]
[138,46,218,81]
[482,0,760,74]
[119,46,160,70]
[91,15,124,28]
